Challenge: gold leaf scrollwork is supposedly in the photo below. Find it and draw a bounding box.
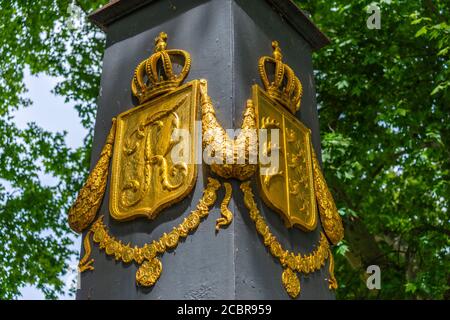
[240,181,336,298]
[78,230,94,273]
[311,148,344,245]
[68,119,117,233]
[327,248,338,290]
[200,80,257,181]
[78,177,221,288]
[216,182,233,231]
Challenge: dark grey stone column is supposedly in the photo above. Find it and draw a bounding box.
[77,0,332,300]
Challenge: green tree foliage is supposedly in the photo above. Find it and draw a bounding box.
[0,0,107,299]
[295,0,450,299]
[0,0,448,299]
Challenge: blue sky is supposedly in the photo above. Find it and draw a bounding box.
[13,70,86,299]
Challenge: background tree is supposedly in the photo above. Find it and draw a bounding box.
[0,0,106,299]
[0,0,448,299]
[296,0,450,299]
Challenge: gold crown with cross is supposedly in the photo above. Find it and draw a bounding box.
[258,41,303,114]
[131,32,191,104]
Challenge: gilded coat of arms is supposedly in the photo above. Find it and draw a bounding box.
[68,33,343,298]
[253,41,317,231]
[109,32,199,221]
[253,86,318,231]
[109,82,199,221]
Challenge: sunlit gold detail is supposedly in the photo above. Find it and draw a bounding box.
[327,248,338,290]
[282,268,301,299]
[131,32,191,104]
[68,119,117,233]
[200,80,257,180]
[110,81,199,221]
[79,178,221,288]
[240,181,336,298]
[216,182,233,231]
[78,230,94,273]
[253,86,318,231]
[311,149,344,245]
[136,258,162,287]
[258,41,303,114]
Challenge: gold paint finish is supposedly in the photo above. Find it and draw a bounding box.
[258,41,303,114]
[73,34,343,297]
[216,182,233,231]
[131,32,191,104]
[253,86,318,231]
[200,80,258,181]
[136,258,162,287]
[282,268,301,299]
[78,230,94,272]
[110,81,200,221]
[79,177,221,288]
[312,149,344,245]
[327,248,338,290]
[240,181,336,298]
[68,119,116,233]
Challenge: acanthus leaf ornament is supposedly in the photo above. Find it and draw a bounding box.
[200,80,258,181]
[311,148,344,245]
[68,118,116,233]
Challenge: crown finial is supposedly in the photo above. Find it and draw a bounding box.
[258,41,303,114]
[154,32,168,52]
[131,32,191,104]
[272,41,283,61]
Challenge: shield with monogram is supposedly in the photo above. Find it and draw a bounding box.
[253,41,318,231]
[109,32,199,221]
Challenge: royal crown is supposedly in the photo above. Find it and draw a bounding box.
[258,41,303,114]
[131,32,191,104]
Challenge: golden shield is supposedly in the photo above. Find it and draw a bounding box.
[253,85,318,231]
[110,80,199,221]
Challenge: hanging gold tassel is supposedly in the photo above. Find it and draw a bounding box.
[78,230,94,273]
[327,248,338,290]
[199,80,257,181]
[68,119,117,233]
[216,182,233,231]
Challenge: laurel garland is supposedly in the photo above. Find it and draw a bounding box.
[240,181,337,298]
[78,177,221,287]
[77,176,338,296]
